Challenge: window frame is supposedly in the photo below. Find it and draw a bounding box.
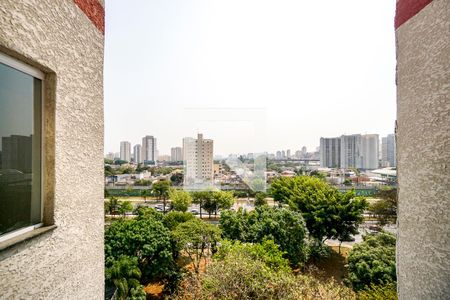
[0,52,45,243]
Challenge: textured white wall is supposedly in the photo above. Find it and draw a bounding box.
[0,0,104,298]
[396,0,450,298]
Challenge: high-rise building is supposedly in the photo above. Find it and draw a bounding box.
[183,133,214,188]
[382,134,396,167]
[320,137,341,168]
[339,134,379,169]
[301,146,307,157]
[361,134,379,169]
[133,144,142,164]
[171,147,183,162]
[281,150,286,159]
[286,149,291,158]
[276,151,282,160]
[141,135,157,163]
[120,141,131,161]
[340,134,362,169]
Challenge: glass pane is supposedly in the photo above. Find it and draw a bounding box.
[0,61,42,236]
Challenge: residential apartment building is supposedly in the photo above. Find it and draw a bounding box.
[361,134,379,170]
[133,144,142,164]
[0,0,104,298]
[320,134,379,169]
[142,135,157,163]
[183,133,214,188]
[171,147,183,162]
[381,134,396,167]
[120,141,131,161]
[340,134,362,169]
[320,137,341,168]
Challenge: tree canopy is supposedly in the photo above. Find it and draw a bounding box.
[270,176,367,243]
[163,211,195,231]
[169,189,192,212]
[106,255,146,300]
[172,219,221,274]
[220,206,309,266]
[347,232,396,291]
[105,217,174,281]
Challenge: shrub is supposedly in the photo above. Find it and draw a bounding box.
[357,283,397,300]
[347,232,396,291]
[173,241,355,300]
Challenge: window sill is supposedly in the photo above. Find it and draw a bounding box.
[0,225,57,252]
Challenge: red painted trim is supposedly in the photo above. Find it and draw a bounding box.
[73,0,105,34]
[395,0,433,29]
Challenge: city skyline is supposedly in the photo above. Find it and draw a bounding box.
[111,130,392,163]
[105,0,397,155]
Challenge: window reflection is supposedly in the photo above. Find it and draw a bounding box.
[0,62,42,236]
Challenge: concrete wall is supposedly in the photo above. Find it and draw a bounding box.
[396,0,450,298]
[0,0,104,298]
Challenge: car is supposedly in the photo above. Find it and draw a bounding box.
[190,209,199,215]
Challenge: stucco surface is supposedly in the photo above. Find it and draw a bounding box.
[396,0,450,299]
[0,0,104,299]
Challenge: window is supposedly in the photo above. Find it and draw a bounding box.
[0,53,44,241]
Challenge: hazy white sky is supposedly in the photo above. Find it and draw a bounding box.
[105,0,397,157]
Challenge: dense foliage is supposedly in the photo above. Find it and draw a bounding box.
[106,256,146,300]
[163,211,195,230]
[169,189,192,212]
[192,190,236,218]
[175,240,355,300]
[105,217,174,281]
[369,188,397,226]
[357,283,397,300]
[220,206,309,266]
[254,192,268,206]
[271,176,367,243]
[347,232,396,291]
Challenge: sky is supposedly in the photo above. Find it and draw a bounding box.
[104,0,397,157]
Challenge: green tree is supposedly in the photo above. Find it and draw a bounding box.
[106,256,145,300]
[105,196,120,215]
[135,207,164,221]
[172,219,221,274]
[347,232,396,291]
[118,201,133,217]
[271,176,367,244]
[254,192,267,206]
[220,206,309,267]
[214,191,235,216]
[152,180,171,213]
[370,188,397,226]
[140,189,151,203]
[191,191,210,219]
[105,217,174,281]
[214,239,290,273]
[163,211,195,231]
[169,189,192,212]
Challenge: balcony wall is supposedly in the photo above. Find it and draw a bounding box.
[0,0,104,298]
